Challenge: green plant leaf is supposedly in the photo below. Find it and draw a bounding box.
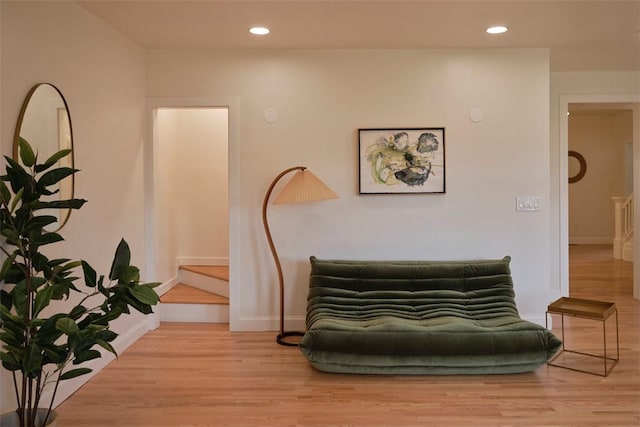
[37,167,77,188]
[56,317,79,335]
[96,307,122,325]
[120,265,140,284]
[145,282,163,289]
[0,256,14,281]
[32,198,87,210]
[30,277,48,290]
[95,339,117,356]
[9,188,23,213]
[0,351,21,370]
[12,281,28,316]
[18,137,36,167]
[60,367,92,381]
[3,156,29,187]
[31,232,64,247]
[69,305,87,320]
[33,285,54,317]
[0,289,12,310]
[24,215,58,232]
[25,343,44,377]
[74,349,101,364]
[0,180,10,204]
[109,239,130,280]
[81,261,97,288]
[37,148,72,172]
[129,285,159,306]
[0,228,19,242]
[95,329,118,342]
[4,156,30,177]
[42,346,67,364]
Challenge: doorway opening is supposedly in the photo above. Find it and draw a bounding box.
[565,102,637,298]
[151,107,230,324]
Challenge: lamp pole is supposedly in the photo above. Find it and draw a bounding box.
[262,166,307,346]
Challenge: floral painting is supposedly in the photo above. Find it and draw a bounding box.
[359,128,445,194]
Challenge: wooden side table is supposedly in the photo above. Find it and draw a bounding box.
[546,297,619,376]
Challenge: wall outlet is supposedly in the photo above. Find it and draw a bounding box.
[516,196,541,212]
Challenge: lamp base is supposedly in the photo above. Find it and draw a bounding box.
[277,331,305,347]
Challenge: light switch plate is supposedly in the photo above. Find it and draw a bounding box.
[516,196,541,212]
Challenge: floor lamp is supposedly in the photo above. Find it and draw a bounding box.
[262,166,338,346]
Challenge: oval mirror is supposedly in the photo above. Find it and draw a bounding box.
[13,83,74,231]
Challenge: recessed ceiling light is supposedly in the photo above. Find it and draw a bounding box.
[249,27,270,36]
[486,26,508,34]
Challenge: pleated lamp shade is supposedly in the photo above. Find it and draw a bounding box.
[272,169,338,205]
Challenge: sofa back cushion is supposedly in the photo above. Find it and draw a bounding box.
[307,256,519,325]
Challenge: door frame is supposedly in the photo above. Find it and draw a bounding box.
[558,94,640,299]
[145,96,240,328]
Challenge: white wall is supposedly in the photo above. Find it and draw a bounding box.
[154,107,228,279]
[569,111,632,244]
[147,48,553,331]
[153,110,180,281]
[0,1,147,412]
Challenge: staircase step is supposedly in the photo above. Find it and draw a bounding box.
[161,284,229,305]
[179,265,229,297]
[180,265,229,281]
[160,284,229,323]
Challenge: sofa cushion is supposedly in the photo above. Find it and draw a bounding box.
[299,256,562,374]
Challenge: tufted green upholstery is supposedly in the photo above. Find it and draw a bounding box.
[299,256,562,374]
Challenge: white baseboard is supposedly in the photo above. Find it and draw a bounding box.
[155,275,179,297]
[522,315,548,328]
[231,315,305,332]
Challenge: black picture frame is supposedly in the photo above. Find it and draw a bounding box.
[358,128,446,194]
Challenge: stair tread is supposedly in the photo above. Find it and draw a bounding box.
[161,284,229,305]
[180,265,229,281]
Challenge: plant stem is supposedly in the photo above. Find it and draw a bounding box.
[43,368,64,427]
[33,372,42,416]
[12,371,20,410]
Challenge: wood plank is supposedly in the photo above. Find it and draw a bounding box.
[55,245,640,426]
[180,265,229,281]
[160,284,228,305]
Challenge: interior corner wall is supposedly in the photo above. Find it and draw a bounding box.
[172,108,229,260]
[153,107,229,280]
[153,109,181,280]
[0,1,147,412]
[147,48,553,331]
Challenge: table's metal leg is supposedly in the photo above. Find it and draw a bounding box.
[615,309,620,360]
[561,313,565,350]
[603,317,607,376]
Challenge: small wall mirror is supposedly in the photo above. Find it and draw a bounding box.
[13,83,74,231]
[568,150,587,184]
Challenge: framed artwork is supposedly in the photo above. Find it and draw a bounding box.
[359,128,445,194]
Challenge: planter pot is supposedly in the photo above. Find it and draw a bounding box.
[0,409,57,427]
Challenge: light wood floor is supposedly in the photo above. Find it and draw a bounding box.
[56,245,639,426]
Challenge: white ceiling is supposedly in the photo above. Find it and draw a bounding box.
[77,0,640,72]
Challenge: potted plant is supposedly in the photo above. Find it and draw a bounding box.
[0,138,160,427]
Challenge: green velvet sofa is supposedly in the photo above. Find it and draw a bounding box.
[299,256,562,375]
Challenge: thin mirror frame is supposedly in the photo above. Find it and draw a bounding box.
[13,83,75,231]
